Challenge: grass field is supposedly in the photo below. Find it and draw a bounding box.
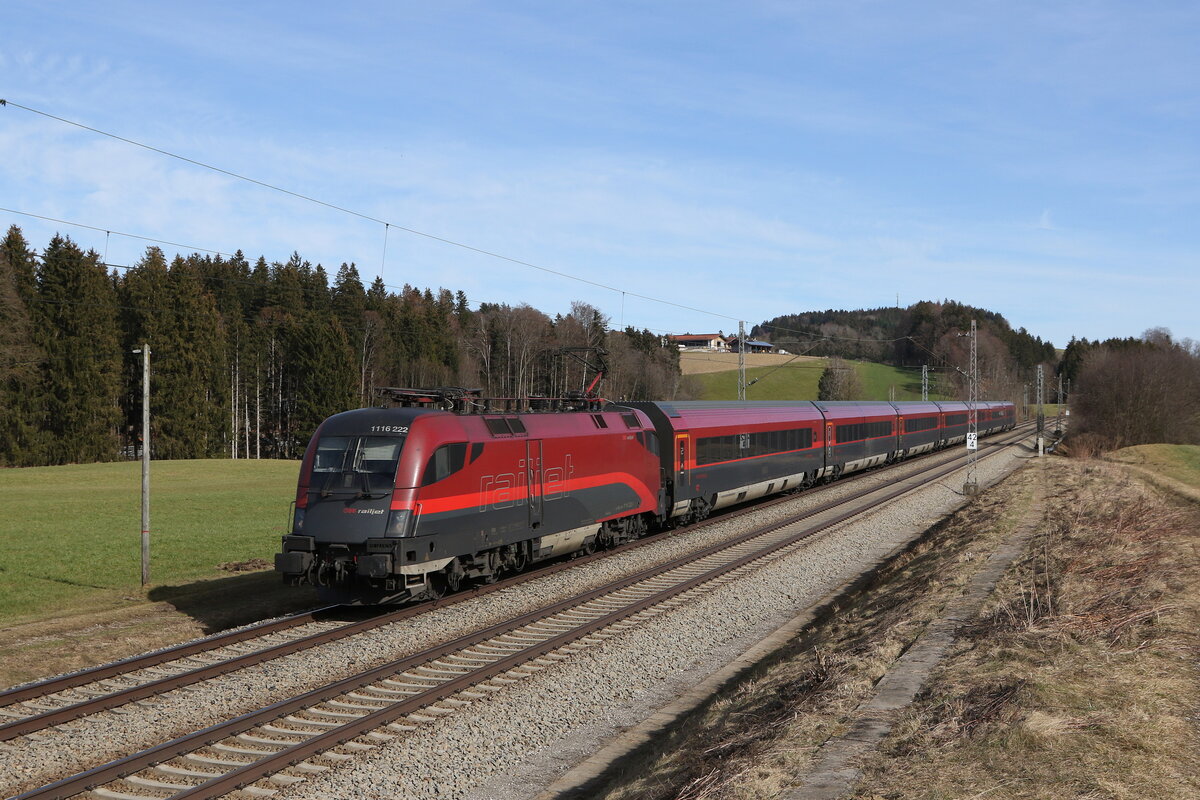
[1107,443,1200,488]
[0,459,299,627]
[693,358,947,401]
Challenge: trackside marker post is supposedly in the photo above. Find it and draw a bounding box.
[133,345,151,586]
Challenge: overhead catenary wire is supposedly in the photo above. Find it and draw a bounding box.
[1,99,739,323]
[5,207,716,339]
[22,246,701,354]
[1,207,234,258]
[11,204,968,372]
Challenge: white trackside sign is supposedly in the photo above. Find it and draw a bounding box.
[966,432,978,451]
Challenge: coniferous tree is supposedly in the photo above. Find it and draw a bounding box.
[37,235,122,463]
[332,263,372,404]
[156,256,227,458]
[287,313,356,451]
[0,226,46,464]
[119,246,173,456]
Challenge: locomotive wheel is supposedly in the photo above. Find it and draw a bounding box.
[425,575,446,600]
[511,544,529,573]
[429,560,465,598]
[444,561,465,592]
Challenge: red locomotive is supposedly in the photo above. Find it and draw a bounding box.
[275,389,1014,604]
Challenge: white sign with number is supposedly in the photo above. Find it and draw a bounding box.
[966,432,978,451]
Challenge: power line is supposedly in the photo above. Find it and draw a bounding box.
[1,207,234,257]
[9,206,969,376]
[4,206,726,340]
[2,99,739,323]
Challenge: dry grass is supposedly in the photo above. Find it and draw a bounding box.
[677,352,823,376]
[855,460,1200,799]
[590,467,1043,800]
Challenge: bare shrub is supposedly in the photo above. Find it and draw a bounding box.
[1061,431,1105,459]
[817,357,863,400]
[1071,333,1200,450]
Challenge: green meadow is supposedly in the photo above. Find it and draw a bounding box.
[0,459,299,626]
[694,358,948,401]
[1109,444,1200,488]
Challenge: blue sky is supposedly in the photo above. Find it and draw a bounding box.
[2,1,1198,347]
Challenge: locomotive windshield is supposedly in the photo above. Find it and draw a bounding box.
[311,435,404,497]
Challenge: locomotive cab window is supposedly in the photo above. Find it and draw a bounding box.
[312,435,404,495]
[422,442,468,486]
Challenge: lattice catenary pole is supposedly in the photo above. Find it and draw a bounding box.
[737,320,746,401]
[1036,364,1045,456]
[964,319,979,495]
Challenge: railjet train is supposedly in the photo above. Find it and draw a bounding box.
[275,389,1015,604]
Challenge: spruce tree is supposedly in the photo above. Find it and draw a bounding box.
[156,257,227,458]
[285,313,356,453]
[0,226,46,464]
[37,235,122,463]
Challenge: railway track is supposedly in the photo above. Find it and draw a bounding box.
[9,424,1036,800]
[0,422,1029,744]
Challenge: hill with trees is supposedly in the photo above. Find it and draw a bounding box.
[3,224,1071,468]
[0,226,681,467]
[753,300,1057,404]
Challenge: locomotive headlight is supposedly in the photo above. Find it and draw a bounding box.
[292,508,306,532]
[385,509,412,537]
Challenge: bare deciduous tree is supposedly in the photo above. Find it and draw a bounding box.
[1072,330,1200,449]
[818,357,864,401]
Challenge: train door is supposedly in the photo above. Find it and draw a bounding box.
[897,416,904,452]
[825,423,833,466]
[526,439,543,529]
[675,434,690,494]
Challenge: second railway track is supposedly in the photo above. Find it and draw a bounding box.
[7,424,1039,800]
[0,421,1031,743]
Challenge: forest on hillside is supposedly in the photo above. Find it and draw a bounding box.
[3,224,1078,468]
[0,226,683,467]
[754,301,1058,404]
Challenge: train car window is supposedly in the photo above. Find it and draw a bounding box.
[469,442,485,463]
[905,417,937,432]
[945,413,968,426]
[422,442,468,486]
[836,422,893,442]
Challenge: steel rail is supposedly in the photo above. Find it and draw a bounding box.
[139,428,1041,800]
[0,487,757,742]
[0,608,334,707]
[1,423,1023,740]
[12,424,1032,800]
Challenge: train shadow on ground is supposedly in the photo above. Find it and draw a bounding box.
[147,571,319,633]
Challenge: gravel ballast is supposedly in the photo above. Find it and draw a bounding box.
[286,438,1036,800]
[0,435,1033,798]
